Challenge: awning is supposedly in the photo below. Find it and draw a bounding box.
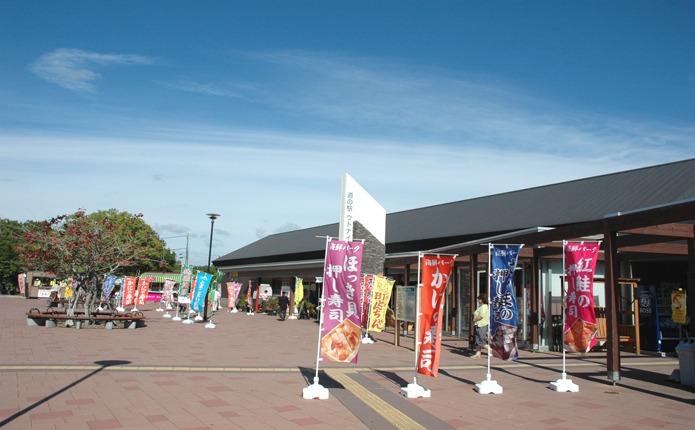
[139,272,181,283]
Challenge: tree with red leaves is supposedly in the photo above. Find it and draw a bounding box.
[18,208,173,317]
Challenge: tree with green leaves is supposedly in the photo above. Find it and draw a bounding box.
[0,218,25,294]
[17,209,174,316]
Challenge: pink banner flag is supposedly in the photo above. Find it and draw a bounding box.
[226,282,242,309]
[320,239,363,363]
[417,254,456,377]
[564,242,601,353]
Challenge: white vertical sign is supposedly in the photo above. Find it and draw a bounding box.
[339,173,386,243]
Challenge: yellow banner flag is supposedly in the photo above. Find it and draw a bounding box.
[295,277,304,308]
[672,291,687,324]
[368,277,395,332]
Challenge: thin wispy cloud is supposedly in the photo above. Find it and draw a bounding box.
[30,48,153,93]
[171,50,693,163]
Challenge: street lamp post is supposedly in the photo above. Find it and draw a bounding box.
[204,213,220,321]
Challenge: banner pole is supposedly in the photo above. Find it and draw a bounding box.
[401,253,431,398]
[562,241,567,376]
[549,240,579,392]
[415,254,422,383]
[303,236,331,400]
[475,243,503,394]
[362,275,375,344]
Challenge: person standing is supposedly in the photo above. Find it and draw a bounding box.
[278,291,290,321]
[471,293,490,359]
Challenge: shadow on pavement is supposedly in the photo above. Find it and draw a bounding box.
[0,360,132,428]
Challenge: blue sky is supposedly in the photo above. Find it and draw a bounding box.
[1,1,694,266]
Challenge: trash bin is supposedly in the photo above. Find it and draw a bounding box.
[676,338,695,387]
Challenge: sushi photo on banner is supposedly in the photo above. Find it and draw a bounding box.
[320,239,364,363]
[417,254,456,377]
[563,242,601,353]
[190,272,213,313]
[489,245,522,361]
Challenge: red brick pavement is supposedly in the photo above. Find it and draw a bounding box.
[1,296,694,429]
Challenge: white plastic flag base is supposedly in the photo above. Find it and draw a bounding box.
[361,336,374,344]
[182,318,194,324]
[172,316,182,321]
[116,307,125,312]
[230,308,238,313]
[194,315,203,321]
[246,311,255,315]
[205,322,216,329]
[400,383,431,398]
[475,378,503,394]
[549,378,579,392]
[288,315,298,320]
[163,313,172,319]
[166,304,173,310]
[303,382,329,400]
[156,308,164,312]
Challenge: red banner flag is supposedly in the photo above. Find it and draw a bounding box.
[417,254,456,377]
[563,242,600,352]
[360,274,374,328]
[122,276,137,306]
[136,277,153,306]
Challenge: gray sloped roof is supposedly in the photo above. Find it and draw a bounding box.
[215,158,695,265]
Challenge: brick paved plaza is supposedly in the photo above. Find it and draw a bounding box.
[1,296,694,429]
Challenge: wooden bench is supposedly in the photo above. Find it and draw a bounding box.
[594,307,636,352]
[26,308,145,329]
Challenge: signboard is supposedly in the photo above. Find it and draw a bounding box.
[339,173,386,242]
[672,290,687,324]
[396,285,416,322]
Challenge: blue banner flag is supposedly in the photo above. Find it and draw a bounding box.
[489,244,522,361]
[190,271,213,312]
[102,275,117,297]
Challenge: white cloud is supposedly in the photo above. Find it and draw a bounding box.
[5,50,694,263]
[30,48,153,92]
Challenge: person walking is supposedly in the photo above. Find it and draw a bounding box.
[278,291,290,321]
[471,293,490,359]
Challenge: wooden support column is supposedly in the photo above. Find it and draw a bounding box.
[531,253,540,350]
[603,226,621,383]
[469,253,478,345]
[688,227,695,337]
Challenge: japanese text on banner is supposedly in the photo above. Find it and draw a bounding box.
[320,240,363,363]
[417,254,456,377]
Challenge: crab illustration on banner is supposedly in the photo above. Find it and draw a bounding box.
[563,242,601,353]
[417,254,456,377]
[320,239,363,363]
[190,272,213,313]
[489,245,522,361]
